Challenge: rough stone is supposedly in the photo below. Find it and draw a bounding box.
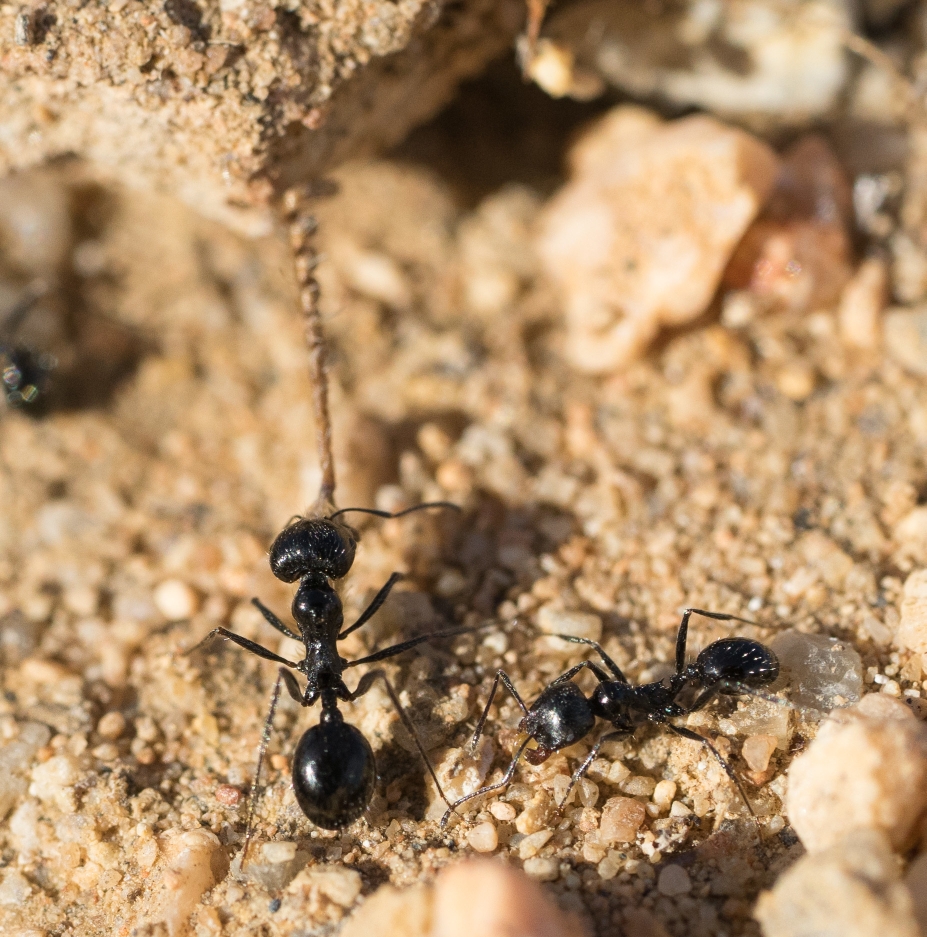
[785,695,927,853]
[884,307,927,375]
[536,107,778,372]
[599,796,647,844]
[0,0,521,234]
[755,830,920,937]
[838,257,888,349]
[540,0,852,128]
[894,568,927,658]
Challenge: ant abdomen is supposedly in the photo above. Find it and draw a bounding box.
[696,638,779,690]
[292,710,376,829]
[270,517,357,583]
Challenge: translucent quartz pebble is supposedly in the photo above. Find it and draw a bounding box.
[771,630,862,715]
[0,722,52,819]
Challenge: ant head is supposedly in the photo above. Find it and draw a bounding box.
[269,517,357,583]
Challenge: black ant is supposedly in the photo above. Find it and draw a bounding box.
[193,502,466,859]
[1,283,54,408]
[441,608,781,830]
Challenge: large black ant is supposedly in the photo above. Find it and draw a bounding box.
[191,184,466,863]
[441,608,781,830]
[193,502,466,859]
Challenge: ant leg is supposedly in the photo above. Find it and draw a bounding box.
[468,670,530,754]
[241,668,305,867]
[549,635,627,682]
[187,628,299,668]
[345,626,475,668]
[338,572,404,640]
[251,597,301,641]
[348,668,453,810]
[675,608,756,673]
[440,736,533,829]
[668,724,761,838]
[557,731,628,809]
[552,659,613,687]
[716,681,795,709]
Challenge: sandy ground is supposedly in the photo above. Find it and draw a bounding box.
[1,88,927,936]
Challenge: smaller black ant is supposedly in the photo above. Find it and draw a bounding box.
[1,283,54,408]
[192,501,465,861]
[441,608,781,830]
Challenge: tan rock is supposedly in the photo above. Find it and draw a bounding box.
[339,860,583,937]
[541,0,851,128]
[0,0,521,234]
[755,830,920,937]
[895,509,927,567]
[146,828,228,937]
[786,694,927,852]
[432,860,581,937]
[895,569,927,657]
[885,307,927,376]
[340,883,431,937]
[536,107,779,373]
[839,258,888,349]
[599,796,646,844]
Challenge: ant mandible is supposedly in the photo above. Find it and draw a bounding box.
[442,608,780,829]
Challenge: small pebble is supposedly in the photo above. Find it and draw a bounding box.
[895,568,927,655]
[518,829,553,860]
[536,605,602,642]
[96,712,126,740]
[742,734,778,773]
[652,780,676,809]
[215,785,242,806]
[838,257,886,349]
[91,743,119,761]
[771,630,863,713]
[599,797,646,845]
[466,822,498,854]
[489,801,516,822]
[884,306,927,376]
[153,579,199,621]
[657,864,692,896]
[522,857,559,882]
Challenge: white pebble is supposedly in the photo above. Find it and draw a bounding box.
[536,605,602,641]
[657,864,692,896]
[523,857,559,881]
[489,801,516,822]
[466,822,498,853]
[652,780,677,808]
[153,579,198,621]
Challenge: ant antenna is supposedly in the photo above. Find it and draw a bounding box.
[282,185,336,514]
[329,502,461,521]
